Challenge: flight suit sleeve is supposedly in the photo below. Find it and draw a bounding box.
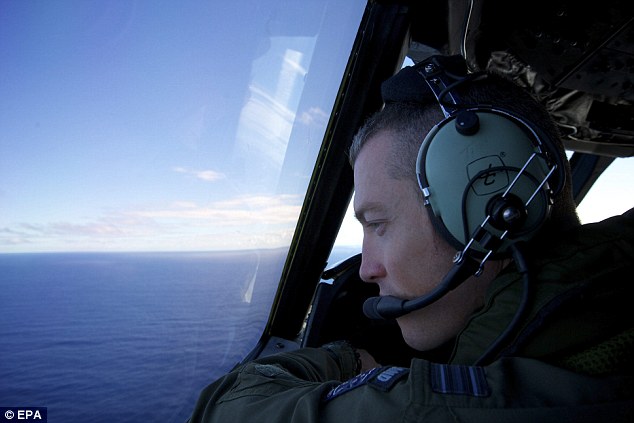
[186,342,361,423]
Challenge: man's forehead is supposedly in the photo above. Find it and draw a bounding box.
[353,133,397,215]
[353,134,390,180]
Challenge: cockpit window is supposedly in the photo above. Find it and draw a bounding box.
[576,156,634,223]
[0,1,366,421]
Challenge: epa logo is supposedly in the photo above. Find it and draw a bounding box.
[1,408,46,422]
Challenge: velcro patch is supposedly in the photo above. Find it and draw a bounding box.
[368,366,409,392]
[430,363,491,397]
[254,364,288,377]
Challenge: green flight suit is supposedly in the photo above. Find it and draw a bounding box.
[187,211,634,422]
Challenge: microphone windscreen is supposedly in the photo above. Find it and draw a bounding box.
[363,296,408,320]
[362,297,385,320]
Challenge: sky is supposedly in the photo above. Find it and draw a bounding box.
[0,0,366,253]
[1,1,632,254]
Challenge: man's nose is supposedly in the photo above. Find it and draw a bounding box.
[359,246,386,283]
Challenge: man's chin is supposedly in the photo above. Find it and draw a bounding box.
[397,309,449,352]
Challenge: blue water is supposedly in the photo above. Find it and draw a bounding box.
[0,250,300,422]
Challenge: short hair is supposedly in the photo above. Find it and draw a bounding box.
[348,70,580,234]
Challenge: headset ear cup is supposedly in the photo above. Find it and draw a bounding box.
[417,109,553,256]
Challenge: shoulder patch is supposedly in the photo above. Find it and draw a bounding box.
[325,367,382,402]
[430,363,491,397]
[324,366,409,402]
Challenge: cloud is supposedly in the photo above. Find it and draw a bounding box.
[298,107,328,126]
[2,215,158,239]
[0,194,303,252]
[132,194,302,226]
[0,226,35,246]
[173,166,226,182]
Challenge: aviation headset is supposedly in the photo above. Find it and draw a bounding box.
[384,54,565,261]
[363,55,567,353]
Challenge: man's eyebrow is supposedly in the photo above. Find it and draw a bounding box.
[354,202,384,223]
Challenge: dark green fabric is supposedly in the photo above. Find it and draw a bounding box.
[188,350,633,422]
[451,211,634,367]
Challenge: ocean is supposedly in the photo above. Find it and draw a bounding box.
[0,249,360,422]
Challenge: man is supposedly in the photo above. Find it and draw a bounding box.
[187,55,633,422]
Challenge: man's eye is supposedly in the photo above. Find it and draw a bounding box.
[367,221,386,234]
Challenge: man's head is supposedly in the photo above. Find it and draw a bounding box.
[349,57,579,351]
